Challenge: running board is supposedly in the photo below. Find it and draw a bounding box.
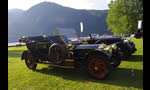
[35,62,74,69]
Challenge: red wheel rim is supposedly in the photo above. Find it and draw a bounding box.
[88,58,107,79]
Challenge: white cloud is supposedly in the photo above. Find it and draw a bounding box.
[86,0,109,10]
[8,0,110,10]
[8,0,45,10]
[52,0,95,9]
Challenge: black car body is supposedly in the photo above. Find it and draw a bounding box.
[83,33,137,59]
[52,29,136,60]
[19,34,121,79]
[88,34,123,44]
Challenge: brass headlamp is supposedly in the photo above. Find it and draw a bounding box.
[103,44,117,53]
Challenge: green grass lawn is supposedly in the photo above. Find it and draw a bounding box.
[8,38,143,90]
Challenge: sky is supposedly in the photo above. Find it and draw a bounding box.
[8,0,111,10]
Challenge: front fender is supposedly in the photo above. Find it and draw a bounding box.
[86,50,112,60]
[102,51,112,58]
[21,50,29,60]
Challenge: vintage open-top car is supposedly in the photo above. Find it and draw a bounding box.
[19,31,122,79]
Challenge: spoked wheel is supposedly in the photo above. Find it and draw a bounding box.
[25,53,37,70]
[87,56,111,79]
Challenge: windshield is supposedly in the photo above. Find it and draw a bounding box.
[47,35,70,44]
[53,28,79,41]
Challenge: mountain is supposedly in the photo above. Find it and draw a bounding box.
[8,9,25,43]
[8,9,24,23]
[8,1,112,43]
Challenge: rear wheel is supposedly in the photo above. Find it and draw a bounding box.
[25,53,37,70]
[87,55,111,79]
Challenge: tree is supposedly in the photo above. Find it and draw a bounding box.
[106,0,143,35]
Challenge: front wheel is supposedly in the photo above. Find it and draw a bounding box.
[25,53,37,70]
[87,56,111,79]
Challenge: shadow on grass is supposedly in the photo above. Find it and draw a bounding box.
[8,50,23,58]
[124,55,143,62]
[35,67,143,89]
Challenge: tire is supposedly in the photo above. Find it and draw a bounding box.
[87,55,111,79]
[25,53,37,70]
